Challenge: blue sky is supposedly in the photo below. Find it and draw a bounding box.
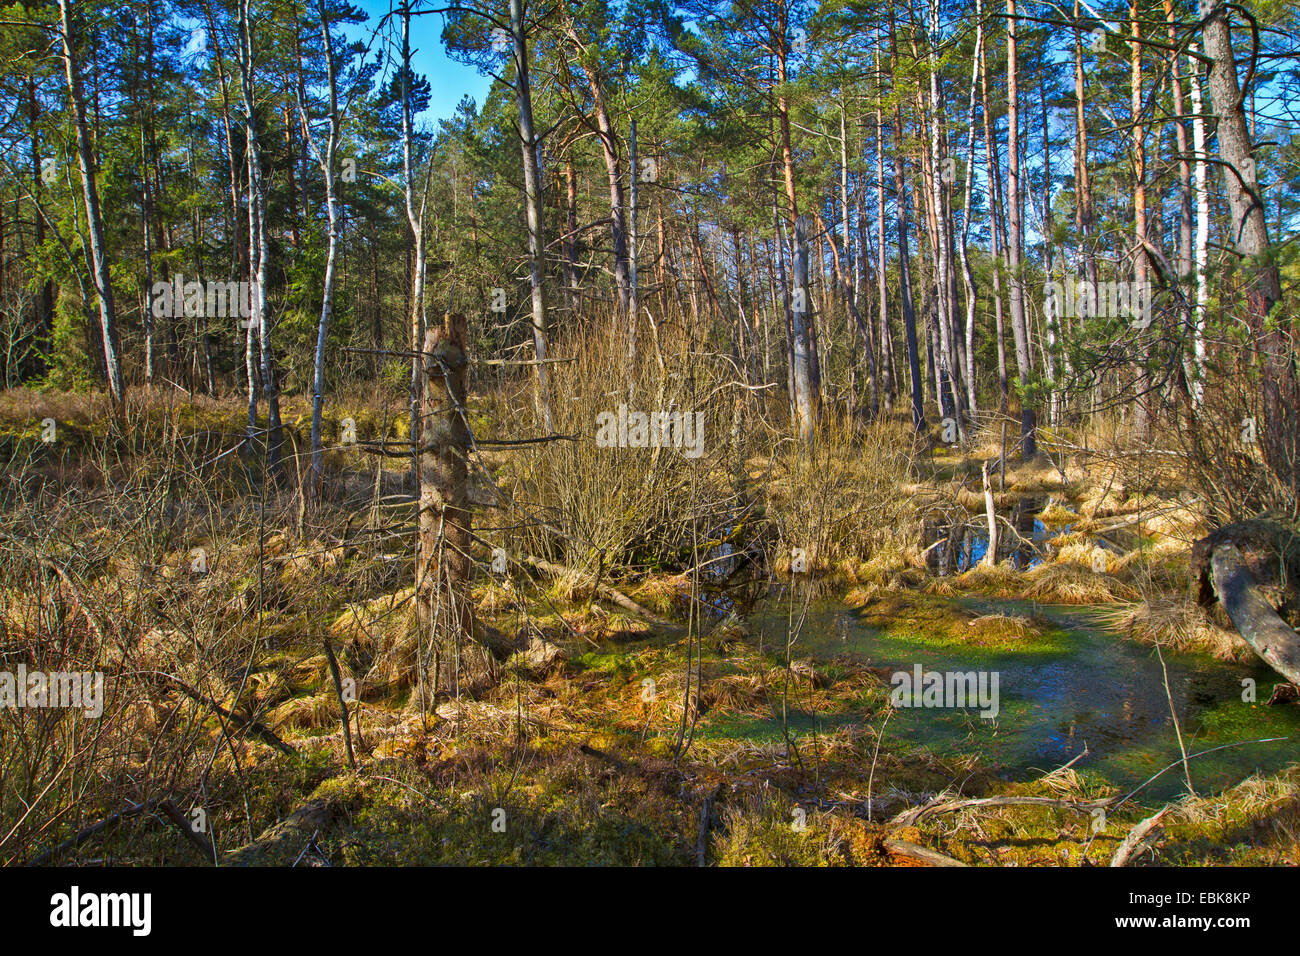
[352,0,493,128]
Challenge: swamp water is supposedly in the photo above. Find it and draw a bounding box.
[746,596,1300,801]
[923,497,1142,572]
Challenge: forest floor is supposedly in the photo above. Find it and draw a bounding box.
[2,386,1297,866]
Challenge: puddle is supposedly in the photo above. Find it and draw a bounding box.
[748,594,1300,799]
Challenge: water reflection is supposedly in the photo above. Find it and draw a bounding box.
[926,497,1059,572]
[747,594,1300,798]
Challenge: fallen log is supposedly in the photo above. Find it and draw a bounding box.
[889,793,1113,829]
[1210,543,1300,685]
[24,797,210,865]
[1191,518,1299,607]
[884,837,969,867]
[137,671,297,758]
[24,799,154,866]
[1109,806,1170,867]
[224,797,343,866]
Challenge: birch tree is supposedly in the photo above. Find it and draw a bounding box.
[58,0,125,406]
[401,2,429,477]
[300,0,345,501]
[237,0,283,473]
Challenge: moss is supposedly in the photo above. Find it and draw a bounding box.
[713,801,843,866]
[572,651,638,681]
[842,589,1070,654]
[311,750,695,865]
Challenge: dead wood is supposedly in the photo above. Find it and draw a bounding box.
[1209,543,1300,684]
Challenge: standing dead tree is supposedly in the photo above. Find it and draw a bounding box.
[413,312,478,712]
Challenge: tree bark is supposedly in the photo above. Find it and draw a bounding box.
[1202,1,1296,496]
[59,0,124,406]
[562,13,631,322]
[1187,41,1210,406]
[1166,0,1194,362]
[1005,0,1035,457]
[876,53,895,415]
[414,313,474,706]
[1130,2,1152,439]
[957,3,983,421]
[401,2,428,480]
[1210,544,1300,685]
[894,102,925,431]
[791,215,816,446]
[980,14,1009,412]
[305,0,341,501]
[926,0,966,442]
[238,0,281,474]
[513,0,553,430]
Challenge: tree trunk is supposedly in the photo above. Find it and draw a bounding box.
[563,150,579,311]
[1073,1,1098,291]
[840,102,854,305]
[926,0,966,442]
[980,16,1009,412]
[1130,2,1152,439]
[414,313,475,708]
[876,57,895,415]
[896,107,925,431]
[775,15,820,407]
[513,0,553,430]
[1038,54,1058,426]
[59,0,124,406]
[401,3,428,481]
[1005,0,1035,457]
[1166,0,1194,371]
[1202,0,1295,498]
[629,118,640,361]
[238,0,281,474]
[307,0,341,501]
[982,459,998,567]
[1210,545,1300,685]
[791,215,816,446]
[958,0,984,419]
[1187,41,1210,406]
[27,72,53,379]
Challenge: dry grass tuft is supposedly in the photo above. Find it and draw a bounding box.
[966,613,1039,640]
[1096,597,1250,661]
[1022,562,1139,603]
